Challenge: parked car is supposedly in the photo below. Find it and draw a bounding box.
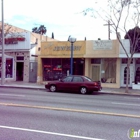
[45,75,102,94]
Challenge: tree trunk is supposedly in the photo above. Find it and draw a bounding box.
[125,59,131,93]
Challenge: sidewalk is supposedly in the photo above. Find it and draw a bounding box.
[0,81,140,96]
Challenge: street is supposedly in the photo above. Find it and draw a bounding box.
[0,88,140,140]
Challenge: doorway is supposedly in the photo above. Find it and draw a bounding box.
[91,65,100,81]
[16,62,24,81]
[121,65,134,87]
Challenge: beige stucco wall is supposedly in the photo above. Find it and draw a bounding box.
[85,40,119,58]
[84,58,91,77]
[37,55,43,83]
[40,41,86,58]
[84,58,121,88]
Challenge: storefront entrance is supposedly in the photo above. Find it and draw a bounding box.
[91,65,100,81]
[16,62,24,81]
[42,58,85,81]
[121,65,134,87]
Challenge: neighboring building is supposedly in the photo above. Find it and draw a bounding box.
[119,40,140,88]
[38,39,140,88]
[0,23,56,83]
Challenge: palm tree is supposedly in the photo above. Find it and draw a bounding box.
[32,25,47,35]
[52,32,54,39]
[32,27,38,33]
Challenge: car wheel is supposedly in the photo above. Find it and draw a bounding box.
[49,85,57,92]
[80,87,87,94]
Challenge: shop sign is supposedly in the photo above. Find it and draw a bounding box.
[93,40,112,50]
[53,46,81,51]
[0,37,25,45]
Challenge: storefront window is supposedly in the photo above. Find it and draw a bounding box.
[62,58,70,76]
[101,58,116,83]
[52,58,62,80]
[122,58,133,64]
[42,58,84,81]
[0,59,1,78]
[91,59,101,64]
[0,58,13,78]
[43,58,52,81]
[136,58,140,64]
[43,58,67,81]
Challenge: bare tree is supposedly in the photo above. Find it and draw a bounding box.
[83,0,140,93]
[0,22,25,40]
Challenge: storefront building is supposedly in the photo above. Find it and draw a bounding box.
[38,39,120,89]
[0,32,32,82]
[0,22,57,83]
[37,41,86,82]
[38,39,140,89]
[119,41,140,89]
[84,40,121,88]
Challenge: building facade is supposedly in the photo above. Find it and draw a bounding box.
[0,23,56,83]
[37,41,86,83]
[38,39,140,89]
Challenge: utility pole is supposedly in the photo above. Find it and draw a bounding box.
[104,20,113,40]
[1,0,5,85]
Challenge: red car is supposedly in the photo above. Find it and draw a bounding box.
[45,75,102,94]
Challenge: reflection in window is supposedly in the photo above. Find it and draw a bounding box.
[91,58,101,64]
[43,58,68,81]
[122,58,133,64]
[63,76,72,82]
[52,58,62,80]
[124,67,130,84]
[42,58,84,81]
[0,58,13,78]
[101,58,116,83]
[73,76,83,82]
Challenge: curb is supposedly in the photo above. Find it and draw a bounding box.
[0,85,140,97]
[0,85,45,90]
[100,90,140,97]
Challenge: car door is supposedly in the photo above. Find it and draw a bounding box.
[71,76,84,92]
[59,76,73,91]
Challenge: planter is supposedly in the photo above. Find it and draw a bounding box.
[132,83,140,89]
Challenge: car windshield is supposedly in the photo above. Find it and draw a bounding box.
[84,76,93,81]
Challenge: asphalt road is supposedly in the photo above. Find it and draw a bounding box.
[0,88,140,140]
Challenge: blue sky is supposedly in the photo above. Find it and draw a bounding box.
[1,0,118,41]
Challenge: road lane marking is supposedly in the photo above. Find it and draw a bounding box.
[0,102,140,118]
[0,94,25,97]
[112,102,140,107]
[123,97,140,100]
[0,125,105,140]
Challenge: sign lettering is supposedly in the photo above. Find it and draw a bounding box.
[0,37,25,45]
[93,40,112,50]
[53,46,81,51]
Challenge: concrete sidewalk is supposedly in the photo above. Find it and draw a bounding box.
[0,81,140,96]
[0,81,45,90]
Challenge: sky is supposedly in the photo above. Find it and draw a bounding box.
[0,0,122,41]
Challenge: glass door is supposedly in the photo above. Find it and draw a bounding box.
[91,65,100,81]
[121,65,133,87]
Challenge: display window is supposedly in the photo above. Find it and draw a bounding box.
[101,58,116,83]
[42,58,84,81]
[0,58,13,78]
